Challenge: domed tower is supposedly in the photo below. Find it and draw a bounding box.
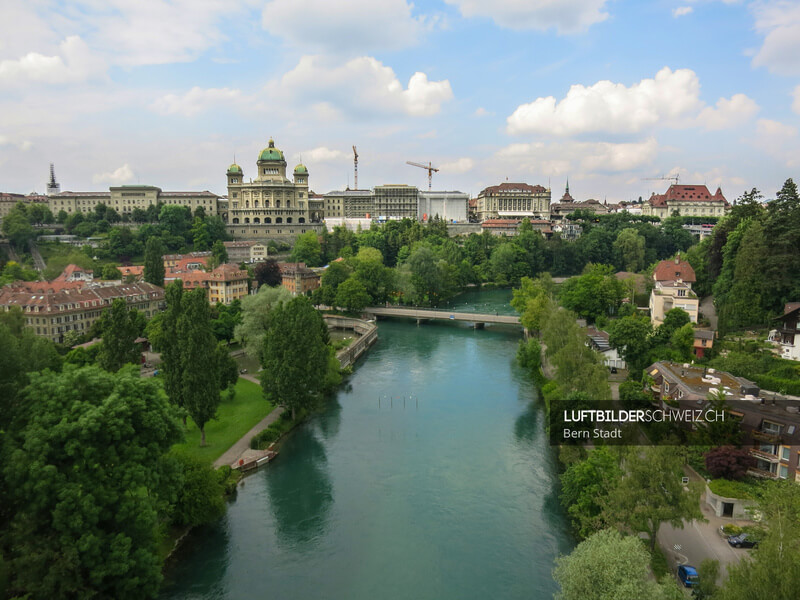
[226,162,242,186]
[293,163,308,186]
[256,138,287,182]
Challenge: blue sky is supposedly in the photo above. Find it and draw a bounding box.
[1,0,798,203]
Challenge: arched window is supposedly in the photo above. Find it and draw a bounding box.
[244,218,250,224]
[253,218,260,224]
[265,217,272,224]
[245,200,250,208]
[286,217,292,224]
[232,218,239,224]
[299,217,305,224]
[276,217,283,224]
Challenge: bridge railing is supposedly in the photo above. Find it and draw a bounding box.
[367,304,518,317]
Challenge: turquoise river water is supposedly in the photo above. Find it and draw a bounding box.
[160,289,575,599]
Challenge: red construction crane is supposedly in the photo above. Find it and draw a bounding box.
[406,160,439,190]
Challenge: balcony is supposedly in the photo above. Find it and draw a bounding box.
[750,448,780,463]
[747,467,779,479]
[753,430,781,444]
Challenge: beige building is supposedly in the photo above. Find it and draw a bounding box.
[476,182,551,222]
[279,263,321,296]
[48,185,220,217]
[224,240,269,263]
[1,193,50,223]
[0,281,165,344]
[225,139,314,226]
[165,264,249,305]
[323,189,375,219]
[373,185,419,219]
[649,256,700,326]
[642,184,730,220]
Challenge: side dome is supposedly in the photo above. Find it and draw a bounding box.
[227,163,242,174]
[294,164,308,174]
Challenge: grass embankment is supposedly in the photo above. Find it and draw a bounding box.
[171,378,273,464]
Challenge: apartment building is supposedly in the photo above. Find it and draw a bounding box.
[647,361,800,482]
[642,184,730,220]
[649,256,700,326]
[223,241,269,263]
[0,281,165,344]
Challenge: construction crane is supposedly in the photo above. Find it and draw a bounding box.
[353,146,358,190]
[642,174,680,185]
[406,161,439,190]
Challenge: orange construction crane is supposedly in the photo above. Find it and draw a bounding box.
[406,160,439,190]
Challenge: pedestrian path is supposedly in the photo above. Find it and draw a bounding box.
[212,400,284,468]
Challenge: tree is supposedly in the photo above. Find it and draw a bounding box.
[692,390,744,446]
[553,529,679,600]
[234,285,292,361]
[316,260,352,305]
[1,207,35,249]
[161,282,186,417]
[560,264,625,322]
[613,228,646,272]
[291,231,323,266]
[335,276,371,312]
[191,217,211,250]
[3,365,181,599]
[106,226,142,261]
[261,296,330,420]
[169,453,225,527]
[143,236,165,287]
[715,481,800,600]
[216,342,239,391]
[179,288,220,446]
[101,264,122,280]
[211,239,228,267]
[254,258,282,288]
[560,447,623,538]
[606,446,703,552]
[97,298,140,372]
[704,446,754,480]
[608,316,653,376]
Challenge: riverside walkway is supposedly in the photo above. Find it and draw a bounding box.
[364,306,521,327]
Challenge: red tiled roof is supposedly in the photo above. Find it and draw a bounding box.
[481,219,520,228]
[479,183,548,195]
[119,265,144,276]
[54,264,90,281]
[0,282,164,314]
[648,184,728,208]
[653,256,696,283]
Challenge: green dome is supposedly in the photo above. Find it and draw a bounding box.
[227,163,242,174]
[258,148,285,162]
[258,137,285,162]
[294,164,308,174]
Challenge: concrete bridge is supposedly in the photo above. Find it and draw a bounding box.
[364,306,521,328]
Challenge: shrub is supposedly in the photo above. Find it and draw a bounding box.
[721,524,742,536]
[708,478,759,500]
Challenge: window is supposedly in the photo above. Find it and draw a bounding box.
[779,465,789,479]
[782,447,791,461]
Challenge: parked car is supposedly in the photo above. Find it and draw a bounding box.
[727,533,758,548]
[678,565,700,588]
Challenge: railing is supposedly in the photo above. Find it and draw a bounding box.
[747,467,778,479]
[749,448,780,463]
[323,315,378,368]
[753,430,781,444]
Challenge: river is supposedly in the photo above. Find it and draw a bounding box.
[160,289,574,599]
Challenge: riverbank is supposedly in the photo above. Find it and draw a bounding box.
[159,309,573,600]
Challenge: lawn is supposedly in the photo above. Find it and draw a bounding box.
[171,377,274,465]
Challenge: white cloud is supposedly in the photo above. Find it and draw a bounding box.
[301,147,349,163]
[496,138,658,174]
[439,158,475,174]
[445,0,609,34]
[150,87,243,117]
[0,135,32,151]
[696,94,759,130]
[0,36,105,86]
[262,0,426,53]
[93,164,134,185]
[89,0,240,66]
[277,55,453,117]
[793,85,800,115]
[474,107,491,117]
[756,118,798,139]
[751,1,800,76]
[507,67,702,136]
[672,6,693,17]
